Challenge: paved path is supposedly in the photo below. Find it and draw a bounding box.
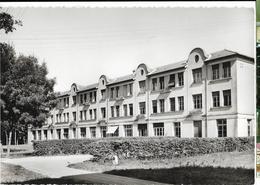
[1,155,94,178]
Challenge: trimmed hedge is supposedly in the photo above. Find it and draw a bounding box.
[33,137,254,160]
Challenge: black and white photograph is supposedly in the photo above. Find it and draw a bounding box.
[0,2,255,184]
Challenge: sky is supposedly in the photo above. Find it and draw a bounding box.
[1,7,254,92]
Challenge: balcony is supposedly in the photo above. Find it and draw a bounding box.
[115,96,125,101]
[168,82,175,87]
[134,114,147,121]
[209,77,232,84]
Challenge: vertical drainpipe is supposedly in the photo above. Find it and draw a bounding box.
[205,63,208,138]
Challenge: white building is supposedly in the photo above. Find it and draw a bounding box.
[28,48,255,142]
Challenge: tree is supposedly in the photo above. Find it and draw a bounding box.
[0,8,22,34]
[0,43,57,155]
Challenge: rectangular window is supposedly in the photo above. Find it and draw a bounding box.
[32,131,36,140]
[159,77,165,90]
[110,88,114,99]
[89,92,93,102]
[212,64,219,80]
[101,89,106,100]
[93,109,97,119]
[63,128,69,139]
[116,106,120,117]
[124,125,133,137]
[67,113,69,122]
[152,100,157,113]
[178,96,184,111]
[174,122,181,138]
[152,78,157,91]
[170,97,175,112]
[139,102,146,114]
[212,91,220,107]
[44,130,48,140]
[51,115,54,124]
[217,119,227,137]
[193,94,202,109]
[123,85,127,97]
[73,112,76,121]
[153,123,164,136]
[89,109,93,120]
[116,87,120,98]
[128,84,133,96]
[169,74,175,87]
[193,121,202,137]
[192,68,202,83]
[80,127,86,138]
[129,104,133,116]
[223,62,231,78]
[101,107,106,119]
[56,129,61,140]
[80,94,83,104]
[84,94,87,103]
[139,80,146,93]
[80,111,83,121]
[72,96,76,105]
[159,99,165,113]
[90,127,96,138]
[56,114,59,123]
[63,113,66,122]
[93,91,97,102]
[100,126,107,138]
[111,106,114,118]
[178,72,184,86]
[83,110,86,120]
[223,90,231,106]
[123,104,127,117]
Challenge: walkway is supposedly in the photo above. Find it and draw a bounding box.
[1,154,94,178]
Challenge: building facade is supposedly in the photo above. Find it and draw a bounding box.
[28,48,255,142]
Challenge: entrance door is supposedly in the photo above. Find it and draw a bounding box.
[194,121,202,137]
[138,124,148,136]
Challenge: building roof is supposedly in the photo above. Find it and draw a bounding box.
[78,83,99,92]
[108,74,134,85]
[206,49,253,62]
[206,49,237,61]
[56,90,70,97]
[147,60,187,76]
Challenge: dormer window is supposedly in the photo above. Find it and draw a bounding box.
[73,87,76,92]
[195,55,199,63]
[102,80,105,85]
[141,69,144,76]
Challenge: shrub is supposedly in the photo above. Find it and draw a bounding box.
[33,136,254,160]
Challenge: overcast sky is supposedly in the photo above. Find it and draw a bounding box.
[1,7,254,92]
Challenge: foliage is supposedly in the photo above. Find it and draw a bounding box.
[0,43,57,146]
[33,137,254,159]
[0,9,22,34]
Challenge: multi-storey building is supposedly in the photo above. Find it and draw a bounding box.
[28,48,255,142]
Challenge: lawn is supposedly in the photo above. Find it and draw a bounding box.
[69,150,254,173]
[0,162,46,184]
[67,150,254,184]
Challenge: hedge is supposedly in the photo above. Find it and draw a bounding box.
[33,136,254,160]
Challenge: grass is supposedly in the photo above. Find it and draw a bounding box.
[0,162,46,184]
[69,150,254,173]
[104,166,254,185]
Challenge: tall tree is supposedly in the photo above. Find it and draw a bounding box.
[1,43,57,155]
[0,8,22,34]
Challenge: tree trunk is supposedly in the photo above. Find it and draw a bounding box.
[5,132,8,145]
[14,130,17,145]
[7,131,12,157]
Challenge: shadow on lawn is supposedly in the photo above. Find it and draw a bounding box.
[16,166,253,185]
[104,166,254,185]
